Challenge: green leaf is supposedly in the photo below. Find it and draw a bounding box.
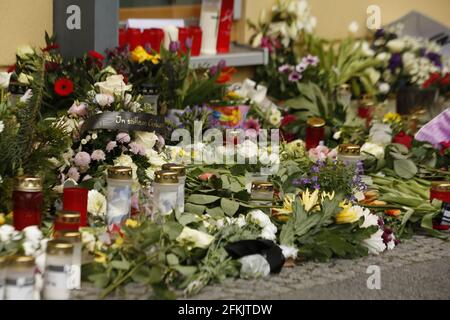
[178,213,201,226]
[166,253,179,266]
[131,265,152,284]
[185,203,206,215]
[163,221,183,240]
[393,159,418,179]
[88,273,109,288]
[206,206,225,219]
[173,265,198,276]
[187,194,220,204]
[221,198,240,217]
[148,266,164,284]
[110,260,131,270]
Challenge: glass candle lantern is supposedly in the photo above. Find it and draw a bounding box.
[0,256,6,300]
[5,256,36,300]
[13,176,43,231]
[138,83,160,115]
[430,182,450,226]
[107,166,133,228]
[54,211,80,233]
[53,231,82,290]
[337,144,362,165]
[63,187,88,227]
[199,0,221,55]
[162,163,186,213]
[251,181,274,207]
[305,117,325,150]
[152,170,179,220]
[43,240,74,300]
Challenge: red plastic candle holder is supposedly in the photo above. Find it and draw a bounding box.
[127,28,142,51]
[305,117,326,150]
[188,26,202,56]
[13,176,43,231]
[217,0,234,53]
[63,187,88,227]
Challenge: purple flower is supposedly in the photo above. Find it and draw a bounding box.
[243,117,261,132]
[116,132,131,144]
[261,37,274,53]
[106,141,117,152]
[311,165,320,173]
[169,41,180,53]
[68,102,88,117]
[67,167,80,182]
[218,59,226,70]
[288,72,302,82]
[129,142,146,156]
[74,151,91,167]
[374,29,385,39]
[311,175,318,182]
[278,64,292,73]
[426,52,442,67]
[389,53,402,71]
[295,62,308,73]
[209,65,218,76]
[303,54,319,67]
[91,149,106,161]
[185,37,193,50]
[313,183,320,190]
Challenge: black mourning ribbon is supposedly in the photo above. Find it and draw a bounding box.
[224,239,285,274]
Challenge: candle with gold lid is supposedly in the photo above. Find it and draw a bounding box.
[107,166,133,228]
[43,240,74,300]
[5,255,36,300]
[430,181,450,227]
[337,144,362,164]
[162,163,186,213]
[338,84,352,106]
[54,211,80,232]
[13,176,43,231]
[251,181,274,206]
[305,117,325,150]
[53,231,82,290]
[152,170,179,220]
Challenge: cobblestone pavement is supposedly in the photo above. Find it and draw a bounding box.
[73,235,450,300]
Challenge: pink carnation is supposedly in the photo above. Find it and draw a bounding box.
[106,141,117,152]
[128,142,146,156]
[74,151,91,167]
[91,149,106,161]
[308,143,338,162]
[116,132,131,144]
[68,102,88,117]
[67,167,80,182]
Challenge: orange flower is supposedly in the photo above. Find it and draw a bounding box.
[385,209,401,217]
[216,67,237,84]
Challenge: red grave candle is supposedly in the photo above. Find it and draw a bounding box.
[216,0,234,53]
[13,176,43,231]
[178,27,188,53]
[127,28,142,51]
[63,187,88,227]
[430,182,450,203]
[119,28,127,48]
[54,211,80,233]
[141,29,152,50]
[305,117,326,150]
[188,26,202,56]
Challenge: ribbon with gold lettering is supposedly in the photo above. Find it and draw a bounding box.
[80,112,166,135]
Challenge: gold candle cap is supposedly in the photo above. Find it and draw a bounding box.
[55,211,80,224]
[338,144,361,156]
[107,166,132,180]
[431,181,450,192]
[9,255,35,268]
[339,84,351,93]
[306,117,325,128]
[46,240,74,256]
[154,170,179,184]
[14,176,43,192]
[53,230,81,242]
[251,181,274,192]
[162,163,186,176]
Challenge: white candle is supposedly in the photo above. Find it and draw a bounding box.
[200,0,222,55]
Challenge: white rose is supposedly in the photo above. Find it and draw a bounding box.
[0,224,15,242]
[23,226,43,245]
[95,93,114,107]
[280,245,298,259]
[95,74,132,98]
[81,231,96,252]
[348,21,359,34]
[17,45,35,59]
[88,190,107,217]
[260,225,277,241]
[386,39,405,53]
[378,82,390,94]
[361,142,385,160]
[134,131,158,155]
[0,72,12,89]
[22,240,39,256]
[247,210,271,228]
[176,227,214,250]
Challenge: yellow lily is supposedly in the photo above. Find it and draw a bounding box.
[300,189,319,212]
[0,214,5,225]
[125,219,139,228]
[94,251,107,264]
[321,191,335,202]
[273,194,295,215]
[335,203,360,224]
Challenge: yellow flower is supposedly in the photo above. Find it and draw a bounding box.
[113,237,124,248]
[130,46,155,64]
[94,252,107,264]
[383,112,401,124]
[0,214,5,225]
[321,191,335,202]
[226,91,243,100]
[335,203,360,224]
[273,194,295,216]
[300,189,319,212]
[150,54,160,65]
[125,219,139,228]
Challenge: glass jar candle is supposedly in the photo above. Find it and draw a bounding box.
[250,181,274,207]
[5,255,36,300]
[305,117,325,150]
[138,83,160,115]
[107,166,133,228]
[430,182,450,226]
[188,26,202,56]
[152,170,179,220]
[199,0,221,55]
[53,231,82,290]
[54,211,80,233]
[63,186,88,227]
[43,240,74,300]
[0,256,6,300]
[162,163,186,213]
[13,176,43,231]
[337,144,362,165]
[149,28,164,53]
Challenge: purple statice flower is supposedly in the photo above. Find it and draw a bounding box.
[116,132,131,144]
[311,175,318,183]
[288,72,302,82]
[389,53,402,71]
[91,150,106,161]
[74,151,91,167]
[356,160,364,174]
[311,165,320,173]
[303,54,319,67]
[313,183,320,190]
[426,52,442,67]
[278,64,292,74]
[128,142,146,156]
[218,59,226,70]
[106,141,117,153]
[374,29,385,39]
[169,41,180,53]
